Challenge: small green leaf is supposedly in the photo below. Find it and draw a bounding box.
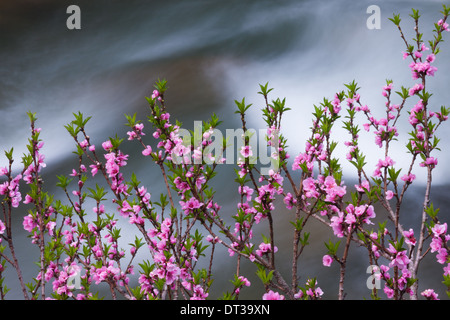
[258,82,273,97]
[56,175,73,189]
[388,13,401,26]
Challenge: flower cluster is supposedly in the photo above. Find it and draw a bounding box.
[102,141,129,195]
[382,244,414,299]
[0,171,22,208]
[138,217,184,298]
[430,223,450,276]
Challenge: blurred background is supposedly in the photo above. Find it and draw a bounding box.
[1,0,450,299]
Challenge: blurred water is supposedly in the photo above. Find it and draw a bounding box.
[1,0,450,299]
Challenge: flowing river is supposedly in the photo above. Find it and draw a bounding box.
[1,0,450,299]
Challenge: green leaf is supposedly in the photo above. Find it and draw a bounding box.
[290,217,304,232]
[234,98,252,115]
[4,148,14,161]
[425,202,440,218]
[388,13,401,26]
[441,4,450,16]
[87,185,108,202]
[258,82,273,97]
[387,167,402,182]
[409,8,420,20]
[209,113,223,128]
[109,134,124,150]
[124,113,138,128]
[26,111,37,123]
[56,175,73,189]
[64,123,79,137]
[129,172,141,188]
[344,80,360,93]
[139,260,155,276]
[324,239,341,255]
[395,86,410,100]
[72,111,92,129]
[300,232,310,246]
[255,265,274,285]
[154,78,168,94]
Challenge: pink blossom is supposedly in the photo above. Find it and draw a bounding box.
[240,145,253,158]
[403,229,416,246]
[91,262,121,285]
[262,290,285,300]
[432,223,447,238]
[164,263,181,285]
[409,99,424,126]
[366,208,378,225]
[238,185,254,202]
[330,212,344,238]
[151,89,160,99]
[47,221,56,236]
[89,164,99,177]
[383,82,393,92]
[206,235,220,244]
[363,123,371,132]
[374,156,395,177]
[174,177,190,194]
[436,248,448,264]
[384,285,394,299]
[23,214,37,232]
[322,175,346,202]
[385,190,394,200]
[427,54,436,63]
[409,61,436,79]
[344,213,356,226]
[354,205,366,217]
[401,173,416,183]
[302,177,319,198]
[238,276,251,287]
[292,152,313,172]
[0,167,7,176]
[322,254,333,267]
[372,244,380,258]
[355,180,370,192]
[0,220,5,240]
[444,264,450,276]
[430,237,443,253]
[421,289,439,300]
[134,123,144,134]
[127,130,137,140]
[102,140,113,152]
[228,242,239,257]
[23,194,34,204]
[306,286,324,298]
[179,197,203,215]
[256,242,278,257]
[294,290,304,299]
[438,19,450,31]
[389,250,410,270]
[191,284,209,300]
[69,169,78,177]
[387,243,397,255]
[420,157,438,168]
[283,192,297,210]
[142,145,152,156]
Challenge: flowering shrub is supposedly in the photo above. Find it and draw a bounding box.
[1,6,450,300]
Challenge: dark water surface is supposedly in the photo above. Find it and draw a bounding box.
[1,0,450,299]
